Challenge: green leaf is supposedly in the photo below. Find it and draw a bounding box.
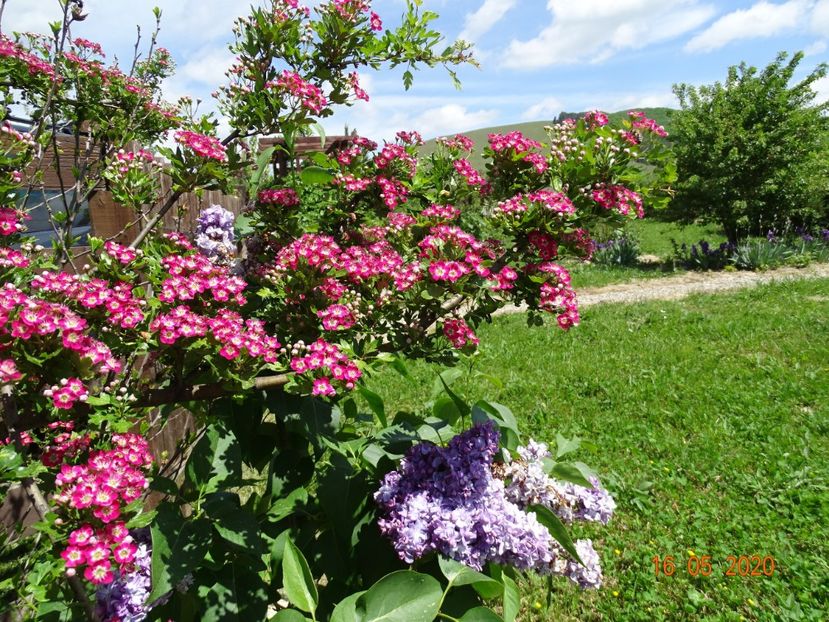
[555,433,581,458]
[331,591,365,622]
[471,401,519,449]
[149,504,212,602]
[184,421,242,496]
[199,563,270,622]
[432,396,461,426]
[248,146,276,195]
[357,570,442,622]
[359,386,388,427]
[203,494,265,557]
[273,611,312,622]
[530,505,583,565]
[438,556,501,591]
[549,462,593,488]
[282,538,318,615]
[501,574,520,622]
[300,165,334,185]
[431,368,463,397]
[460,608,505,622]
[267,487,309,523]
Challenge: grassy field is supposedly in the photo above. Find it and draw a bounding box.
[366,279,829,621]
[562,219,726,289]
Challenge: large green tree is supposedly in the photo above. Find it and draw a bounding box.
[672,51,829,242]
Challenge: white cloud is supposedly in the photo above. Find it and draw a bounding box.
[812,0,829,34]
[459,0,518,43]
[685,1,810,52]
[804,39,828,55]
[179,46,235,86]
[331,98,500,141]
[502,0,716,69]
[812,75,829,101]
[521,97,564,120]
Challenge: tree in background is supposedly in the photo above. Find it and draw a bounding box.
[672,52,829,243]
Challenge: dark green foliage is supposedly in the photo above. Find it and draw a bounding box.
[671,52,829,242]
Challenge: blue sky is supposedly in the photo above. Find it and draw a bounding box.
[5,0,829,140]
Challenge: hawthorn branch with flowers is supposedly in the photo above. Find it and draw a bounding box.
[0,1,675,620]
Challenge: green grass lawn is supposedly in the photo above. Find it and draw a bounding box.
[366,278,829,621]
[627,219,725,257]
[561,219,726,289]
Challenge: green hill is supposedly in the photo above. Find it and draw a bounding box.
[420,107,675,170]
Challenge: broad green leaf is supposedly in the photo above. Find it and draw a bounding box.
[555,433,581,458]
[460,607,504,622]
[184,421,242,495]
[438,557,501,591]
[149,504,211,602]
[199,563,269,622]
[331,591,365,622]
[549,462,593,488]
[431,367,463,397]
[300,165,334,185]
[202,494,265,556]
[358,570,442,622]
[530,505,583,565]
[267,487,309,523]
[501,573,519,622]
[432,396,461,426]
[282,538,318,615]
[359,386,388,427]
[273,611,312,622]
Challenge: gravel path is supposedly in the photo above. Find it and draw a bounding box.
[496,263,829,314]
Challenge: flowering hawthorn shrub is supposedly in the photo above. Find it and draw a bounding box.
[0,1,674,621]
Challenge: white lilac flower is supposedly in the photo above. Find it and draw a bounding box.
[195,204,235,259]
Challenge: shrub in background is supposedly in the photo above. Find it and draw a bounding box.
[672,52,829,243]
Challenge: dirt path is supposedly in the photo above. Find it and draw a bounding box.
[496,263,829,314]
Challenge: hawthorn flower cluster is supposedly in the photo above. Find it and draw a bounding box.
[288,338,362,395]
[421,203,460,221]
[0,35,57,80]
[31,271,145,330]
[159,253,246,305]
[174,130,227,162]
[259,187,300,206]
[584,110,609,129]
[629,110,668,137]
[0,207,26,236]
[273,70,327,114]
[494,190,576,218]
[592,184,645,218]
[0,281,122,405]
[442,317,478,349]
[151,306,281,362]
[103,241,141,266]
[53,434,154,585]
[375,422,554,571]
[109,149,155,178]
[437,133,474,152]
[452,158,490,192]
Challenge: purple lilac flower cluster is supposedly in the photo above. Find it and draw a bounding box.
[95,530,151,622]
[547,539,604,589]
[503,440,616,525]
[374,422,554,571]
[195,204,236,259]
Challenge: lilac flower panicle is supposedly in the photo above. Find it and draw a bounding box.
[374,422,554,571]
[195,204,236,258]
[553,539,603,589]
[96,531,151,622]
